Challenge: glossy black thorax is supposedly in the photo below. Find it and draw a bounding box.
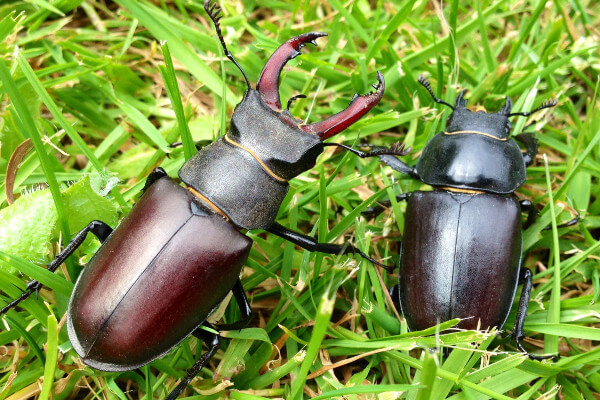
[417,107,526,194]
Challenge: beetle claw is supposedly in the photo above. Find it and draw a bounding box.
[301,71,385,140]
[257,34,384,139]
[257,32,328,111]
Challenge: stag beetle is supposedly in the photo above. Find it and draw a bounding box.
[0,2,405,398]
[364,76,572,360]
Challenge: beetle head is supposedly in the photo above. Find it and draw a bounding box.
[205,0,384,142]
[445,93,513,139]
[418,75,557,140]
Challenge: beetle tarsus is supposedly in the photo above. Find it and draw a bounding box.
[542,212,580,231]
[520,198,580,231]
[515,336,556,361]
[323,142,410,158]
[513,268,556,361]
[362,204,386,219]
[301,71,386,140]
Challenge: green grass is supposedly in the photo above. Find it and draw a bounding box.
[0,0,599,399]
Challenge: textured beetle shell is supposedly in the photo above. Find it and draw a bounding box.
[179,139,289,230]
[179,89,325,230]
[398,190,522,331]
[229,90,324,180]
[417,133,526,194]
[67,178,252,371]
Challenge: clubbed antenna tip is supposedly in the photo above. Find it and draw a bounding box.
[418,75,455,110]
[508,98,558,117]
[204,0,251,89]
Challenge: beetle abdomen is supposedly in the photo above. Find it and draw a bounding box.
[67,178,252,371]
[399,190,521,331]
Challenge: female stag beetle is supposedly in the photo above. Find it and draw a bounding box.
[0,2,404,398]
[365,76,572,360]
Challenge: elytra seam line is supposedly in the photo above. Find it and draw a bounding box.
[83,214,194,359]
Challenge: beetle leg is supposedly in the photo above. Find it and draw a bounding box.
[363,193,410,219]
[351,143,419,178]
[521,200,580,230]
[0,221,113,315]
[166,323,220,400]
[515,132,538,167]
[300,72,385,140]
[215,279,253,331]
[323,142,410,159]
[541,213,581,231]
[513,268,555,361]
[142,167,168,193]
[520,199,537,229]
[257,32,327,111]
[552,214,580,229]
[266,222,395,272]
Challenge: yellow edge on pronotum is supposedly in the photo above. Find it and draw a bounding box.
[444,130,509,141]
[224,135,288,182]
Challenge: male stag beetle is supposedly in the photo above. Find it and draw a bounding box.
[364,76,574,360]
[0,2,405,398]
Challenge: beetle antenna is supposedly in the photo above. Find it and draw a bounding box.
[204,0,251,90]
[418,75,454,110]
[508,99,558,117]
